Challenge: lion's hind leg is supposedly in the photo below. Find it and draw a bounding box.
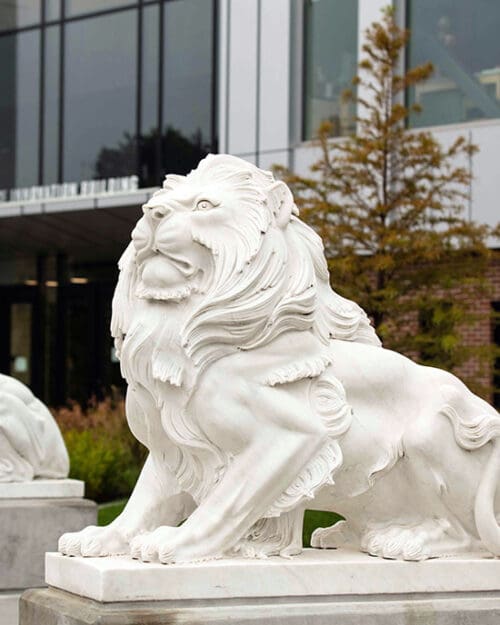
[231,507,305,559]
[311,519,359,550]
[438,383,500,556]
[354,380,493,561]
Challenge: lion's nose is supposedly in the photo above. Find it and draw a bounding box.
[142,203,174,220]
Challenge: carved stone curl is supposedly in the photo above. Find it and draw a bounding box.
[59,154,500,563]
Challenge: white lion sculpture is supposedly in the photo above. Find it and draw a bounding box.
[59,154,500,563]
[0,374,69,482]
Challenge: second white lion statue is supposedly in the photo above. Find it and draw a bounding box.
[59,154,500,563]
[0,374,69,482]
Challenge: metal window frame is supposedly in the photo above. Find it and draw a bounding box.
[211,0,219,154]
[38,1,45,184]
[1,0,219,189]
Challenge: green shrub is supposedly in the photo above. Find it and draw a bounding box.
[52,390,147,503]
[62,428,142,502]
[303,510,343,547]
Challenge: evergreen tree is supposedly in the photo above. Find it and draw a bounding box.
[277,8,499,391]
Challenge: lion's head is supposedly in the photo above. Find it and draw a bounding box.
[112,154,380,370]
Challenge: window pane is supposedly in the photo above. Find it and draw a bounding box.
[65,0,132,18]
[63,10,137,182]
[138,3,159,187]
[303,0,358,140]
[408,0,500,127]
[45,0,60,22]
[43,25,60,183]
[141,3,159,135]
[0,30,40,189]
[0,0,41,32]
[162,0,213,174]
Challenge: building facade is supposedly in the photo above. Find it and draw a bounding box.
[0,0,499,405]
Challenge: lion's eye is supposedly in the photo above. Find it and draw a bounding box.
[196,199,216,211]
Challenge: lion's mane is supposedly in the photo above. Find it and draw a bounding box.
[179,156,379,368]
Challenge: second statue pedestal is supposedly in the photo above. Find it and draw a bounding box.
[0,480,96,625]
[19,549,500,625]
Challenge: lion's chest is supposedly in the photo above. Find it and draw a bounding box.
[120,305,195,399]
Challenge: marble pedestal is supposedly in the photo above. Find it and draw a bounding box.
[0,480,96,625]
[20,550,500,625]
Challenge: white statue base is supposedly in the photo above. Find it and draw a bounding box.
[0,478,84,499]
[45,550,500,601]
[17,550,500,625]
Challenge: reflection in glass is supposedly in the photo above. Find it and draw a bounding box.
[138,3,159,186]
[162,0,214,174]
[303,0,358,140]
[63,10,137,182]
[45,0,60,22]
[0,31,40,189]
[10,302,32,387]
[0,0,41,32]
[65,0,131,18]
[64,285,92,402]
[63,283,122,402]
[141,3,159,136]
[43,26,60,183]
[408,0,500,127]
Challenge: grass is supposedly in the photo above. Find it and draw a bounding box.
[98,500,343,547]
[98,499,127,526]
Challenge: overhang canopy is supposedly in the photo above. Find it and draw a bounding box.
[0,188,156,263]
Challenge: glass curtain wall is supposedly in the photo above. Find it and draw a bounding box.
[0,30,40,188]
[0,0,41,31]
[0,0,217,193]
[408,0,500,127]
[63,9,138,182]
[303,0,358,140]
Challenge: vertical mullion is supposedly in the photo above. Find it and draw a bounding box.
[136,2,142,179]
[38,2,45,184]
[57,0,65,183]
[224,0,230,154]
[300,0,308,142]
[210,0,218,153]
[157,0,164,181]
[255,0,261,166]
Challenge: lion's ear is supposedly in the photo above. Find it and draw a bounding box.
[267,181,298,229]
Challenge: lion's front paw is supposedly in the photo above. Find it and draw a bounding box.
[130,526,219,564]
[130,526,183,563]
[58,525,129,557]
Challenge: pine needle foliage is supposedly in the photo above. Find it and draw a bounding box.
[277,7,499,385]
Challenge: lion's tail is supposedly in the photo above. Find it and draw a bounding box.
[475,439,500,556]
[441,383,500,556]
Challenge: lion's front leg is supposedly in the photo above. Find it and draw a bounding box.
[60,384,196,557]
[59,453,195,557]
[131,382,328,563]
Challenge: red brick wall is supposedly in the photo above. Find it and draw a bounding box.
[455,251,500,401]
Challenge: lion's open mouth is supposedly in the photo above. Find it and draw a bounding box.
[135,282,197,302]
